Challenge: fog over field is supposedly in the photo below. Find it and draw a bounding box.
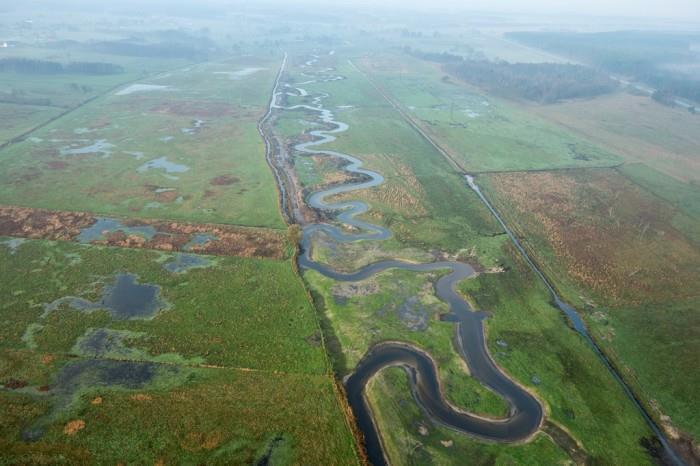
[4,0,700,20]
[0,1,698,466]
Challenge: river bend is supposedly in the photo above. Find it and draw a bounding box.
[270,56,544,465]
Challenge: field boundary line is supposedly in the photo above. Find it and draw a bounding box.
[348,59,467,174]
[263,54,372,465]
[352,57,688,466]
[0,56,228,152]
[27,351,335,377]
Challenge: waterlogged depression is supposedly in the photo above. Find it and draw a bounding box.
[42,273,166,320]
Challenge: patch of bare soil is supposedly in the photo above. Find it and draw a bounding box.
[331,280,380,300]
[63,419,85,436]
[0,205,287,259]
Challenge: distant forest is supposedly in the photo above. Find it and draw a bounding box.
[91,41,205,60]
[0,58,124,75]
[90,31,215,60]
[406,48,617,104]
[506,31,700,103]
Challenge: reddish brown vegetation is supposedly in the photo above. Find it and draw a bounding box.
[209,175,240,186]
[181,431,224,451]
[46,161,68,170]
[0,206,95,240]
[0,205,287,259]
[488,169,700,306]
[149,101,234,118]
[41,354,55,365]
[3,379,28,390]
[143,185,180,203]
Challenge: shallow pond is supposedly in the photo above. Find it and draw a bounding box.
[59,139,114,157]
[214,67,267,80]
[137,156,190,174]
[183,233,218,251]
[43,273,166,320]
[77,217,157,243]
[115,84,171,96]
[163,253,212,273]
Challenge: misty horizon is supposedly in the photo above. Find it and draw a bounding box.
[3,0,700,24]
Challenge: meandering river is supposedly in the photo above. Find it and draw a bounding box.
[268,56,544,465]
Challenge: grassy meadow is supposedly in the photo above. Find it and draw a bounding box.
[284,53,657,464]
[0,350,357,465]
[0,237,328,373]
[529,92,700,183]
[482,168,700,440]
[353,42,699,451]
[282,59,508,266]
[2,6,698,465]
[0,237,359,463]
[0,56,285,228]
[367,367,569,465]
[355,51,622,172]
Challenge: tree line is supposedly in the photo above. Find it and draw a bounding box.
[507,31,700,104]
[445,61,617,104]
[0,58,124,75]
[404,48,616,104]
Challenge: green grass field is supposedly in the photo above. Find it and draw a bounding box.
[0,57,284,228]
[284,53,656,464]
[305,267,509,418]
[352,45,699,453]
[3,8,699,464]
[0,237,359,464]
[530,92,700,183]
[0,38,195,147]
[283,60,508,265]
[355,52,622,172]
[481,168,700,440]
[367,367,569,465]
[0,350,357,465]
[1,237,327,373]
[0,103,62,145]
[458,249,654,464]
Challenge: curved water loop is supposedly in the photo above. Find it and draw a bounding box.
[271,58,543,465]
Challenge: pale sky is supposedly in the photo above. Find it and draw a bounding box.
[10,0,700,23]
[312,0,700,21]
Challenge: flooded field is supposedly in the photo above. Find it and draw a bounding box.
[0,206,288,258]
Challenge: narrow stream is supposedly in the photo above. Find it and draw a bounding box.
[269,56,544,465]
[465,176,685,466]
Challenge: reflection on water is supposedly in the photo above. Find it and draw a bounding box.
[77,217,157,243]
[137,156,190,174]
[214,67,267,80]
[163,253,212,273]
[115,83,171,96]
[43,273,166,320]
[272,57,543,466]
[59,139,114,158]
